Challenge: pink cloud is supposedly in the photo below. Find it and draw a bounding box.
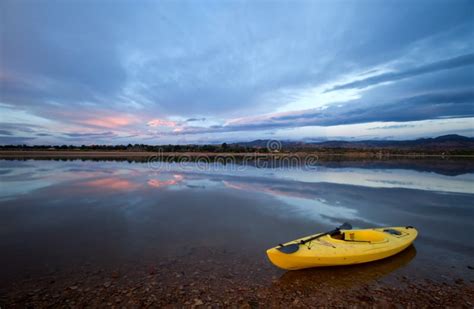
[147,119,177,127]
[81,116,138,129]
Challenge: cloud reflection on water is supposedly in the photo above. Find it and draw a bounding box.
[147,174,184,189]
[0,159,473,285]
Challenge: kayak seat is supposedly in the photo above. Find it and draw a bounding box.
[342,230,386,243]
[330,231,344,240]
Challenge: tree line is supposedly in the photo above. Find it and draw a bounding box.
[1,143,473,155]
[0,143,270,153]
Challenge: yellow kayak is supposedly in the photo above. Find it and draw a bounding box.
[266,226,417,270]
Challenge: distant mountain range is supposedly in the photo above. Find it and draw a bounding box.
[234,134,474,151]
[1,134,473,154]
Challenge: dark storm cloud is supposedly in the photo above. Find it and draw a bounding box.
[2,0,472,113]
[312,92,470,125]
[0,136,36,144]
[276,91,474,124]
[0,130,13,136]
[176,90,474,134]
[1,0,129,104]
[327,53,474,92]
[186,118,206,122]
[0,123,44,133]
[64,132,118,138]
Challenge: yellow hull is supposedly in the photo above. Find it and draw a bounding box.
[266,226,417,270]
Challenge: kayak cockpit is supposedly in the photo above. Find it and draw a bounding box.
[329,229,387,243]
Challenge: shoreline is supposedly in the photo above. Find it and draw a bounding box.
[1,150,473,159]
[2,151,473,176]
[4,273,473,307]
[3,249,473,307]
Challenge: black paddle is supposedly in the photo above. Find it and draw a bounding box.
[277,222,352,254]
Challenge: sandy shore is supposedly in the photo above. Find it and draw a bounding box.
[4,275,473,307]
[3,250,473,308]
[2,247,473,308]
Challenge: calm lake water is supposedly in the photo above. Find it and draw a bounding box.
[1,158,473,289]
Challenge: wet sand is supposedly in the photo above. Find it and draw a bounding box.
[2,247,473,307]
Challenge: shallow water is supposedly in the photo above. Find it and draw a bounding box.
[1,159,473,289]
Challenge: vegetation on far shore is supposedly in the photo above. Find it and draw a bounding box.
[1,135,473,156]
[1,145,473,156]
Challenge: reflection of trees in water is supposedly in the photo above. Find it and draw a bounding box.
[1,156,473,176]
[276,245,417,290]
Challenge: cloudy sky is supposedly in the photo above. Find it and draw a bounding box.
[1,0,473,145]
